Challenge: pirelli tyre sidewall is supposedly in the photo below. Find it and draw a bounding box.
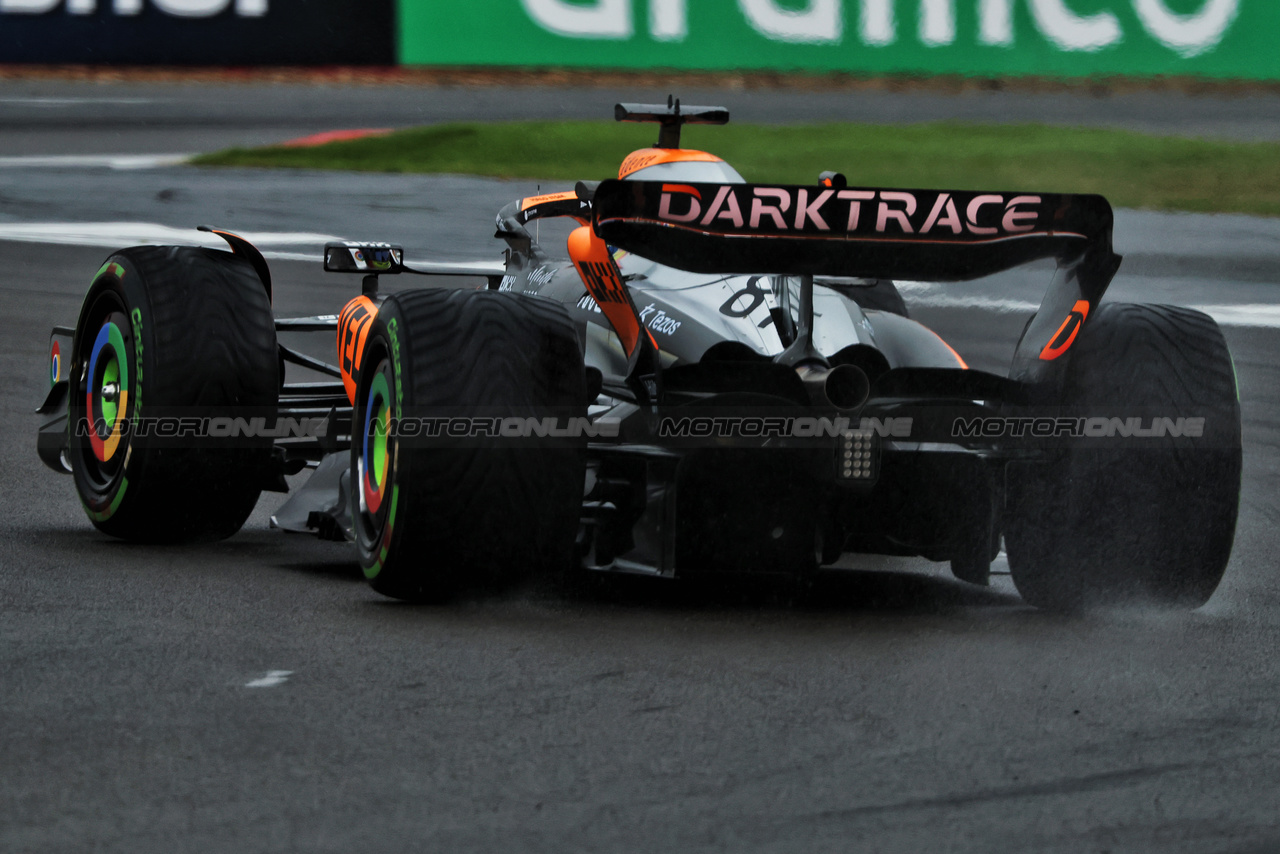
[351,289,587,602]
[68,247,278,542]
[351,317,403,590]
[1005,302,1243,611]
[71,263,136,526]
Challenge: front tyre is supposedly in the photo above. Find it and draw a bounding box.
[1006,303,1242,611]
[352,289,586,601]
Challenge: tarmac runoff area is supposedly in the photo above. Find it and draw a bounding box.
[2,80,1280,853]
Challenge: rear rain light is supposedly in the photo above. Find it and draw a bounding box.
[839,429,878,482]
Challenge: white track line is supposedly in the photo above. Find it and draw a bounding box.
[0,154,190,170]
[1188,304,1280,329]
[908,295,1039,313]
[245,670,293,688]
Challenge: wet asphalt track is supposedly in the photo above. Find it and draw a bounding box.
[3,81,1280,853]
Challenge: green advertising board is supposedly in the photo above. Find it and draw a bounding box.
[399,0,1277,80]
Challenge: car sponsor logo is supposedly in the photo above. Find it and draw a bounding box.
[1039,299,1091,360]
[518,195,591,225]
[528,266,556,288]
[638,303,680,335]
[521,191,578,211]
[576,293,602,313]
[576,260,629,304]
[505,1,1243,69]
[620,151,663,175]
[338,296,377,403]
[387,317,402,414]
[1,0,267,16]
[501,266,556,293]
[656,184,1045,239]
[131,306,144,417]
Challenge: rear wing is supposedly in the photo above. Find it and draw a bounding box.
[592,180,1122,386]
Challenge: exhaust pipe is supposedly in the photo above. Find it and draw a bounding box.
[795,363,870,411]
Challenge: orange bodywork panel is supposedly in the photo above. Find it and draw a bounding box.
[618,148,724,179]
[515,190,590,227]
[567,225,654,358]
[337,295,378,404]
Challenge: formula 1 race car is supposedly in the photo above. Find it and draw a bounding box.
[36,99,1242,611]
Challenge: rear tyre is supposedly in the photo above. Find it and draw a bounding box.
[69,246,278,542]
[1005,303,1242,611]
[352,289,587,602]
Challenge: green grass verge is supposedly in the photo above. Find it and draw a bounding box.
[192,121,1280,217]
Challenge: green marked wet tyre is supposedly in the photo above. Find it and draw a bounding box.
[351,289,586,602]
[1005,303,1242,611]
[69,246,278,542]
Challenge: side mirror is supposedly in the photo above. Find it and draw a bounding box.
[324,242,405,274]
